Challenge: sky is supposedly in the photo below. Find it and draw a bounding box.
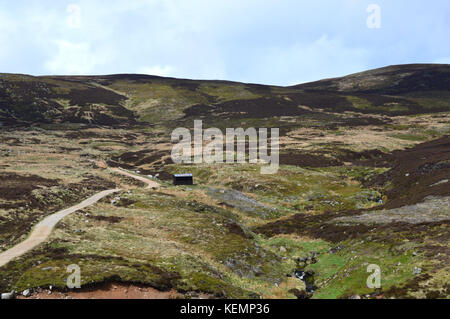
[0,0,449,85]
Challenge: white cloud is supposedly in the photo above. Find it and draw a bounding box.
[45,40,110,75]
[0,8,19,63]
[245,35,370,85]
[139,65,177,77]
[433,57,450,64]
[1,0,449,83]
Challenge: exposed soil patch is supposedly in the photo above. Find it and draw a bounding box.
[18,282,184,299]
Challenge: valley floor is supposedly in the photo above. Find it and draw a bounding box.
[0,121,448,299]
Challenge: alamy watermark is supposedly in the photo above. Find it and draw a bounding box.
[366,264,381,289]
[66,4,81,29]
[66,264,81,289]
[367,4,381,29]
[171,120,279,174]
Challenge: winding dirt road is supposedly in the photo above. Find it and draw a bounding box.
[111,168,160,189]
[0,168,159,268]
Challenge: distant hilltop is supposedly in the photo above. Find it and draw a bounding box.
[1,64,449,127]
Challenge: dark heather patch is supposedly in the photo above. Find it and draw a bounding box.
[290,91,425,116]
[336,149,388,166]
[65,87,126,107]
[293,64,450,95]
[0,137,22,146]
[382,274,434,299]
[88,215,124,224]
[245,84,273,95]
[62,104,137,126]
[0,80,64,124]
[114,198,137,208]
[170,81,200,91]
[112,150,168,165]
[286,92,353,111]
[106,160,135,170]
[98,74,164,83]
[64,130,103,139]
[367,136,450,208]
[288,288,308,299]
[279,152,342,167]
[225,222,253,239]
[140,170,173,181]
[253,202,449,243]
[109,150,173,175]
[0,172,59,201]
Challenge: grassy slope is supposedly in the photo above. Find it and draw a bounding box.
[0,65,449,298]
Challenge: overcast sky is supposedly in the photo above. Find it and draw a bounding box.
[0,0,449,85]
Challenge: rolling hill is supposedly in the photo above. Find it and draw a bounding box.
[1,64,449,129]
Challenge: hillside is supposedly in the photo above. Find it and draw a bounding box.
[293,64,450,94]
[1,64,449,129]
[0,65,449,299]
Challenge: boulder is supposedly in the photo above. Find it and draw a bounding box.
[413,267,422,275]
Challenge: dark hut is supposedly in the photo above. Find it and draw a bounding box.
[173,174,194,185]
